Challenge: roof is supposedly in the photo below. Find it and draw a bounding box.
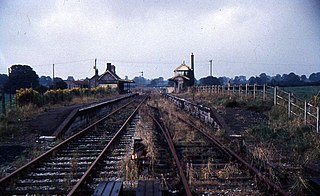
[169,75,190,81]
[98,70,121,80]
[174,63,191,72]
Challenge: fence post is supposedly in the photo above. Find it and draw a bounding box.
[239,84,242,97]
[263,84,266,101]
[304,100,307,125]
[245,84,248,97]
[288,93,291,119]
[274,87,277,106]
[317,107,319,133]
[227,83,230,95]
[233,85,235,94]
[253,84,256,99]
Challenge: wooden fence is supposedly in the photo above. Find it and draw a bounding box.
[195,84,320,133]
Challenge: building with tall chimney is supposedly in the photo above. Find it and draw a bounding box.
[169,53,195,93]
[89,63,134,93]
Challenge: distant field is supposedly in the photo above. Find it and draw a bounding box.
[280,86,320,101]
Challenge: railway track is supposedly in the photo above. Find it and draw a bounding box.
[148,99,287,195]
[0,96,146,195]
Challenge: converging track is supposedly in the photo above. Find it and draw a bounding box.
[0,96,146,195]
[148,96,288,195]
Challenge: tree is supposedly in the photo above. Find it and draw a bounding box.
[39,76,53,88]
[259,73,271,84]
[282,72,301,86]
[309,72,320,82]
[248,76,256,85]
[199,76,220,85]
[5,65,39,93]
[0,74,8,88]
[300,75,308,82]
[52,77,67,89]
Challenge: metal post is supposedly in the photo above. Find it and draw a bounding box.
[253,84,256,99]
[228,83,230,95]
[304,100,307,125]
[263,84,266,101]
[288,93,291,119]
[239,84,241,97]
[317,107,319,133]
[233,85,235,94]
[274,87,277,106]
[245,84,248,97]
[210,60,212,76]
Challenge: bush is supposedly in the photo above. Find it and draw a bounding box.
[16,88,42,106]
[16,87,116,106]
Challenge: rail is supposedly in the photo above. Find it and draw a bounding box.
[163,94,288,195]
[148,106,192,196]
[68,97,146,195]
[53,93,138,138]
[194,84,320,133]
[0,99,137,193]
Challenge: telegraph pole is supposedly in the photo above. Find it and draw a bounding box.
[52,64,55,89]
[209,59,213,76]
[94,58,97,88]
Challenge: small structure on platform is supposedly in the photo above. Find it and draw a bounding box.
[89,63,134,93]
[169,53,195,93]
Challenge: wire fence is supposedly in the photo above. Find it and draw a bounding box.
[194,84,320,133]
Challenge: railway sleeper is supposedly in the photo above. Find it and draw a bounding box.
[32,168,88,174]
[27,171,85,178]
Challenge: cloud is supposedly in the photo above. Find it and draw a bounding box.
[0,0,319,80]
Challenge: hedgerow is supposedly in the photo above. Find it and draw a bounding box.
[16,87,115,106]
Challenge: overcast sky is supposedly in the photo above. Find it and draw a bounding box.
[1,0,319,80]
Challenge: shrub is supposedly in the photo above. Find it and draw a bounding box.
[16,88,42,106]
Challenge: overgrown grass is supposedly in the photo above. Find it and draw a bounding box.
[245,106,320,164]
[178,90,320,193]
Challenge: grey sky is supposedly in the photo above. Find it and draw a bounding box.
[0,0,319,80]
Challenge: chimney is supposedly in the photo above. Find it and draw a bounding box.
[111,65,116,74]
[106,63,112,72]
[190,53,195,86]
[191,53,194,70]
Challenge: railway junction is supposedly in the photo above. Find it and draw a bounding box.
[0,91,319,195]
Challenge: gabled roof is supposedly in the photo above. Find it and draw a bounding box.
[169,75,190,81]
[98,70,121,81]
[174,63,191,71]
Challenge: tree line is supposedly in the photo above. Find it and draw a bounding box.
[198,72,320,86]
[0,65,68,93]
[0,65,320,93]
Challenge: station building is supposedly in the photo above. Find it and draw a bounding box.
[89,63,134,93]
[169,53,195,93]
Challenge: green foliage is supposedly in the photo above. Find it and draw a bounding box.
[247,105,320,164]
[16,87,115,106]
[16,88,42,106]
[5,65,39,93]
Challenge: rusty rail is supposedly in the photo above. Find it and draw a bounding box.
[54,93,138,138]
[0,100,135,187]
[178,116,288,196]
[148,107,192,196]
[68,97,146,195]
